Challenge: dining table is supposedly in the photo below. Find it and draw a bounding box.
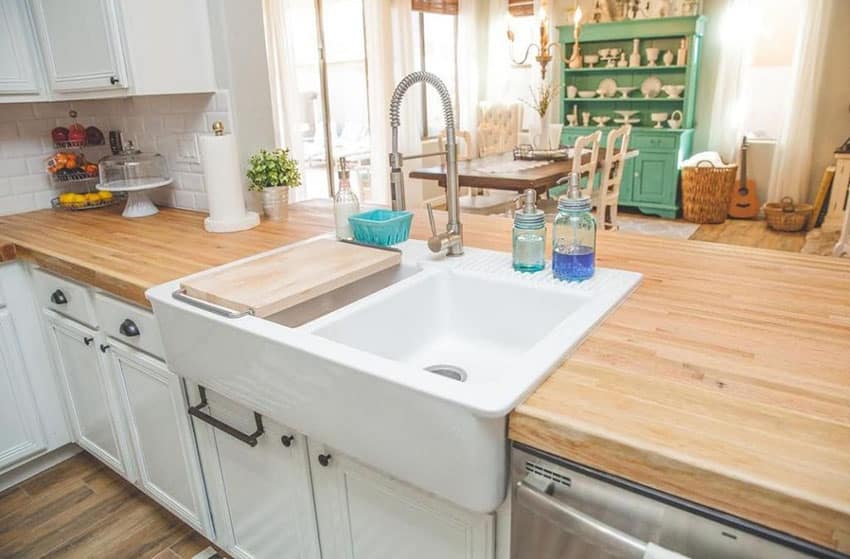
[409,149,639,198]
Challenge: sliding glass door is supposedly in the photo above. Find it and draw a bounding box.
[266,0,373,202]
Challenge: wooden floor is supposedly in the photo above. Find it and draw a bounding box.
[0,452,217,559]
[691,218,807,252]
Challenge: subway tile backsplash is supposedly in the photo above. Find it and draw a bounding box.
[0,91,232,216]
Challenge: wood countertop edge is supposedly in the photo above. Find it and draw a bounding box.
[509,411,850,553]
[0,238,17,262]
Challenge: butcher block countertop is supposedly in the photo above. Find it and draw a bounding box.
[1,201,849,553]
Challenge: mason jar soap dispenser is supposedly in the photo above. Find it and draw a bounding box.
[552,173,596,281]
[512,189,546,272]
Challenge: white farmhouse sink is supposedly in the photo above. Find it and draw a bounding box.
[147,237,641,513]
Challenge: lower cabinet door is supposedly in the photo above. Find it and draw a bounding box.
[109,343,210,535]
[188,385,321,559]
[631,151,678,205]
[308,440,495,559]
[44,312,131,476]
[0,309,46,471]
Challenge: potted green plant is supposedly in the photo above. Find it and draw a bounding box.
[246,148,301,220]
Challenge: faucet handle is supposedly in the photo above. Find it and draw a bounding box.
[426,203,438,237]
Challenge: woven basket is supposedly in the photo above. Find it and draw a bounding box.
[681,161,737,224]
[763,196,813,232]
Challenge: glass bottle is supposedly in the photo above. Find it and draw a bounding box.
[512,189,545,273]
[333,157,360,239]
[552,172,596,281]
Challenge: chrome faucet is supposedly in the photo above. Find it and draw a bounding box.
[388,71,463,256]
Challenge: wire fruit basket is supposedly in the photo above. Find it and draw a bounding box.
[51,191,126,212]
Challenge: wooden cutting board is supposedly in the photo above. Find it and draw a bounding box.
[180,239,401,318]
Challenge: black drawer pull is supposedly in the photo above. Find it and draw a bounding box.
[51,289,68,305]
[83,336,94,346]
[119,319,140,337]
[318,453,332,467]
[280,435,295,447]
[100,344,110,353]
[188,386,264,447]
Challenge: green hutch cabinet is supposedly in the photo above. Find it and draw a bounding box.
[558,16,706,219]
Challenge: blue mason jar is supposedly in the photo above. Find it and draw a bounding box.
[552,177,596,281]
[512,189,546,272]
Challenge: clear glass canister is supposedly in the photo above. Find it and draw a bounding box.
[512,189,546,273]
[552,187,597,281]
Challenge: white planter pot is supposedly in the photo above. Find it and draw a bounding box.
[261,186,289,221]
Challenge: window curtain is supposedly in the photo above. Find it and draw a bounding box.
[766,0,835,203]
[457,0,482,156]
[704,0,757,163]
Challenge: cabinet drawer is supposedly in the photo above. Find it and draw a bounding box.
[33,269,97,327]
[95,294,164,360]
[630,135,678,151]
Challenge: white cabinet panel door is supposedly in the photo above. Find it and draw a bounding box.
[0,309,46,471]
[309,441,495,559]
[0,0,43,95]
[30,0,127,92]
[189,386,320,559]
[45,313,129,475]
[110,343,210,535]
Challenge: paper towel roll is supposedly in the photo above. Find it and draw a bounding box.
[198,130,259,233]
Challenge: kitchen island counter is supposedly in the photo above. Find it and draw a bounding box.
[0,201,848,553]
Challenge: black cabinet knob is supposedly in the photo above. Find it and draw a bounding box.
[119,319,140,337]
[83,336,94,346]
[99,344,110,353]
[280,435,295,447]
[110,76,120,85]
[51,289,67,305]
[318,453,332,467]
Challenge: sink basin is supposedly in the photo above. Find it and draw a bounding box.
[147,237,641,513]
[309,270,588,385]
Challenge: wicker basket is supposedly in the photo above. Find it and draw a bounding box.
[681,161,737,224]
[763,196,813,232]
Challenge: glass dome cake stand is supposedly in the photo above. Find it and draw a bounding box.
[96,143,173,218]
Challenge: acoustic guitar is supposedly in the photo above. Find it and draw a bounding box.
[728,136,760,219]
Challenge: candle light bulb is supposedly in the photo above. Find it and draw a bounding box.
[574,5,583,25]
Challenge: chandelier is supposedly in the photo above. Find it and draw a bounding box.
[507,1,584,81]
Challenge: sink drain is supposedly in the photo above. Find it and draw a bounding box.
[424,364,468,382]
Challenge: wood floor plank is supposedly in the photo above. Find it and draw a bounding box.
[1,451,217,559]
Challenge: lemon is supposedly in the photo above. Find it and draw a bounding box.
[58,192,75,206]
[71,194,87,207]
[85,193,102,205]
[98,190,113,201]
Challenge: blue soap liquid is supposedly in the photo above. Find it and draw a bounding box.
[552,245,595,281]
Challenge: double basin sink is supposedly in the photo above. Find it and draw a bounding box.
[147,238,641,512]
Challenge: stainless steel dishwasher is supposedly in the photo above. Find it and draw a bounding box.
[511,444,847,559]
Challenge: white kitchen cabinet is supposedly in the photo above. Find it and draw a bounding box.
[0,0,45,97]
[43,311,132,477]
[308,440,495,559]
[0,308,47,471]
[189,385,321,559]
[29,0,128,94]
[109,342,210,535]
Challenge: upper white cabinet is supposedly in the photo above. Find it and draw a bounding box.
[0,0,215,102]
[0,0,44,96]
[0,308,47,472]
[29,0,128,93]
[309,441,495,559]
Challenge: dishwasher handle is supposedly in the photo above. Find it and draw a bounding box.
[516,478,689,559]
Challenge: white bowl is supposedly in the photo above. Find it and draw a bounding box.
[577,90,597,99]
[662,85,685,98]
[591,116,612,127]
[616,86,638,98]
[583,54,600,67]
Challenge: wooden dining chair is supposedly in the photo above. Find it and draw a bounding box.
[550,130,602,200]
[596,125,632,230]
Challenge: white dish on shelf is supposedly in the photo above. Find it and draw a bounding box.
[591,116,612,127]
[661,84,685,99]
[577,90,597,98]
[640,76,663,98]
[613,118,641,125]
[616,86,638,98]
[597,78,618,98]
[614,110,639,120]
